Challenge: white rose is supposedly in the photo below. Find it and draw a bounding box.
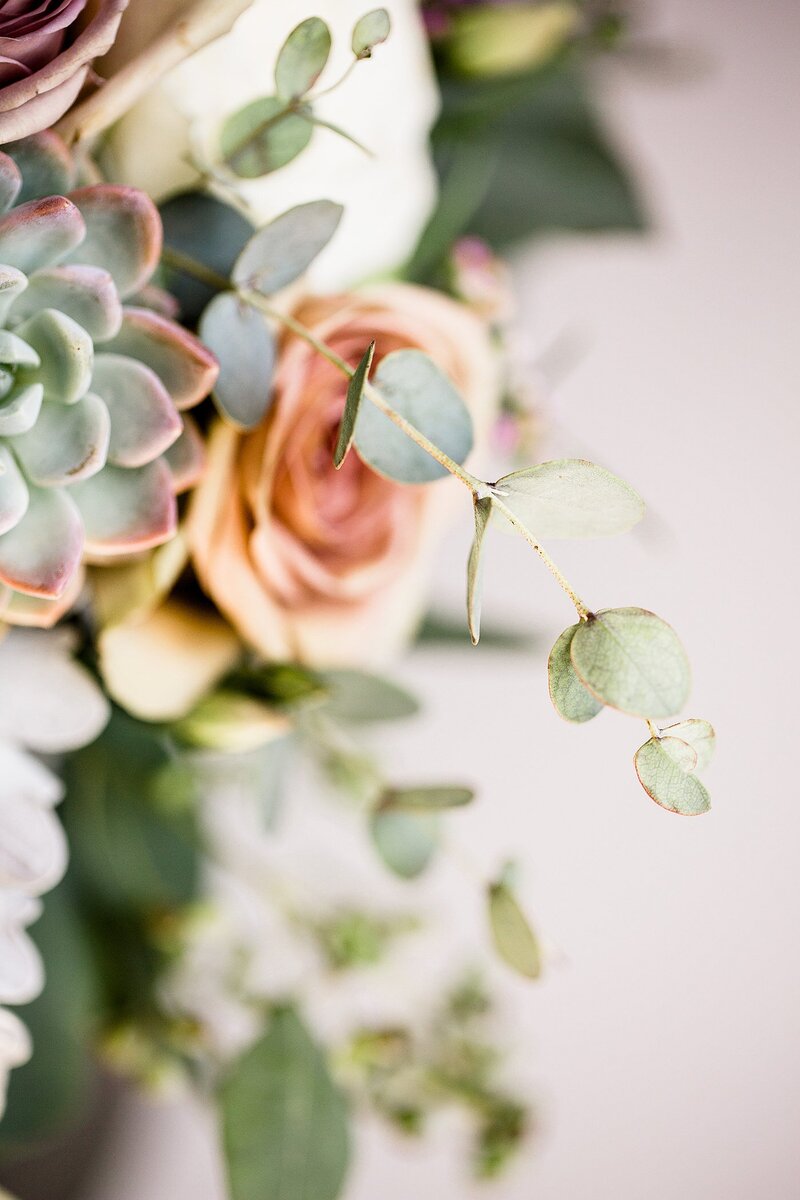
[102,0,440,289]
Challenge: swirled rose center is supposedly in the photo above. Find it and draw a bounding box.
[0,0,87,83]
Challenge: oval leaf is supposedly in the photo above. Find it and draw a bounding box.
[634,736,711,816]
[494,459,645,539]
[200,292,276,430]
[381,785,473,811]
[160,191,254,323]
[660,718,716,773]
[354,349,474,484]
[467,495,492,645]
[334,341,374,468]
[488,882,541,980]
[370,809,438,879]
[322,669,419,723]
[275,17,332,100]
[570,607,690,719]
[547,624,603,723]
[352,9,391,58]
[220,97,313,179]
[233,200,343,295]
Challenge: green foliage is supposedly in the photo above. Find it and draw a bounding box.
[322,668,419,723]
[493,459,645,539]
[488,876,542,980]
[334,340,374,469]
[220,97,313,178]
[233,200,343,295]
[159,190,254,322]
[370,808,439,880]
[467,495,492,644]
[354,349,473,483]
[634,734,712,816]
[352,9,391,59]
[226,661,329,709]
[379,785,473,811]
[275,18,332,101]
[199,291,276,429]
[547,624,603,723]
[219,1007,350,1200]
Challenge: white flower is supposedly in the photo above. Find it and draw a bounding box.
[0,629,109,1114]
[102,0,440,289]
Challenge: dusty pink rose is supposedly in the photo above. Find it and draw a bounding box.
[0,0,129,143]
[189,284,498,668]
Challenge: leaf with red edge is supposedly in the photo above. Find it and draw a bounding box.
[71,460,177,557]
[1,568,85,628]
[0,444,29,536]
[164,415,205,494]
[0,486,83,598]
[12,392,110,487]
[0,195,85,274]
[93,353,181,468]
[66,185,162,300]
[102,308,218,410]
[10,265,123,342]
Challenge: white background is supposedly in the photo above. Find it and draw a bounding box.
[86,0,800,1196]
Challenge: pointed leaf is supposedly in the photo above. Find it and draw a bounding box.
[71,460,177,556]
[352,9,391,58]
[354,349,474,484]
[163,415,205,494]
[220,98,313,179]
[467,495,492,644]
[233,200,343,294]
[12,393,110,486]
[0,445,28,536]
[220,1006,350,1200]
[334,341,374,468]
[0,487,83,598]
[0,196,85,274]
[381,785,473,811]
[102,308,218,410]
[274,17,332,100]
[494,459,645,540]
[10,265,123,343]
[371,808,438,879]
[199,292,276,430]
[547,623,603,723]
[93,353,181,467]
[660,718,716,773]
[634,736,711,816]
[570,607,690,719]
[65,185,162,300]
[14,309,93,405]
[0,384,43,436]
[322,669,419,722]
[488,881,541,980]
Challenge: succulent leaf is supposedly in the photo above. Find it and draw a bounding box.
[14,309,93,404]
[0,384,43,437]
[0,196,85,273]
[103,307,219,410]
[163,415,205,494]
[0,445,28,536]
[72,460,177,557]
[0,486,83,598]
[11,393,110,487]
[65,185,163,300]
[4,133,75,206]
[93,354,182,468]
[0,153,21,213]
[11,265,123,342]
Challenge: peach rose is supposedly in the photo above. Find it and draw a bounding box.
[189,284,498,667]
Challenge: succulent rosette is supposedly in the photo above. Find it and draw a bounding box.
[0,131,216,628]
[0,0,129,143]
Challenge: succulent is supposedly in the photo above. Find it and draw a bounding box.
[0,132,217,628]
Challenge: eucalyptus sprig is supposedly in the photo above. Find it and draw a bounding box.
[161,199,715,816]
[215,9,391,180]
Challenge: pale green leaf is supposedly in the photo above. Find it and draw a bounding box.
[352,9,391,57]
[220,1006,350,1200]
[547,624,603,723]
[354,349,473,484]
[570,607,690,719]
[322,669,419,723]
[634,736,711,816]
[275,17,332,100]
[381,785,473,811]
[233,200,343,294]
[488,882,541,980]
[200,292,276,429]
[494,459,645,539]
[467,495,492,645]
[334,341,374,468]
[220,98,312,179]
[660,718,715,772]
[370,809,438,879]
[173,690,290,754]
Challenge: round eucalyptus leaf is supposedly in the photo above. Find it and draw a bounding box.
[354,349,473,484]
[494,459,645,539]
[220,98,313,179]
[660,718,715,773]
[547,624,603,723]
[199,292,276,430]
[488,883,541,980]
[233,200,343,294]
[160,191,254,323]
[634,736,710,816]
[275,17,332,100]
[352,9,391,57]
[571,607,690,719]
[370,808,438,879]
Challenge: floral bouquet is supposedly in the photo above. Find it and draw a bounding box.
[0,2,714,1197]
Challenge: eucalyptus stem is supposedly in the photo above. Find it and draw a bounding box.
[489,495,589,619]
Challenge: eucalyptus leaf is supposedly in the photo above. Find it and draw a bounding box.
[354,349,473,484]
[334,341,374,468]
[547,624,603,723]
[275,17,332,101]
[220,98,313,179]
[322,669,419,723]
[220,1006,350,1200]
[381,785,473,811]
[488,882,541,980]
[371,809,438,879]
[570,608,690,719]
[493,459,645,539]
[352,9,391,58]
[467,495,492,645]
[634,736,711,816]
[200,292,276,429]
[227,662,329,709]
[233,200,343,294]
[173,690,290,754]
[660,718,715,772]
[160,191,254,323]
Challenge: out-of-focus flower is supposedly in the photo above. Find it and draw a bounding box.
[188,284,498,668]
[0,133,216,628]
[100,0,440,289]
[449,236,514,326]
[424,1,579,77]
[0,627,109,1114]
[0,0,129,144]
